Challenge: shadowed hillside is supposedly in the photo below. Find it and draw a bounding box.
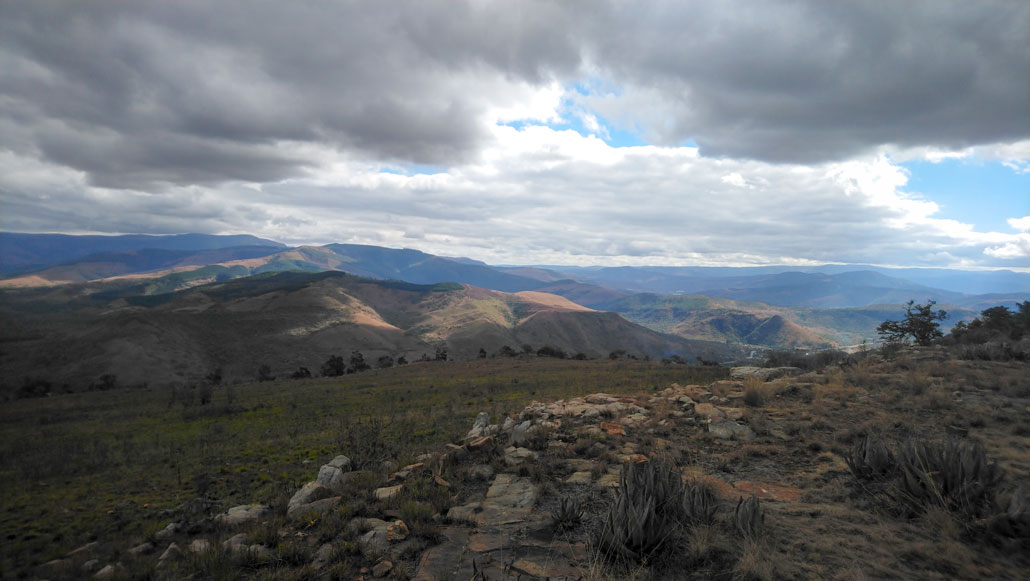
[0,271,745,395]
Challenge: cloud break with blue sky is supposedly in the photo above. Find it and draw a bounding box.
[1,0,1027,270]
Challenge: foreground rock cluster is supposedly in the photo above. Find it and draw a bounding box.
[41,365,817,580]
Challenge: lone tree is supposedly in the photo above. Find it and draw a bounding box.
[877,300,947,346]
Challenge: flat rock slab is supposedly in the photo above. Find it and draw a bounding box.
[477,474,537,526]
[413,527,472,581]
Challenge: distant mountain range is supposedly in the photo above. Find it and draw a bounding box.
[1,232,1026,382]
[0,232,285,275]
[0,271,743,392]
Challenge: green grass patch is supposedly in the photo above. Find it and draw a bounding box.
[0,358,724,575]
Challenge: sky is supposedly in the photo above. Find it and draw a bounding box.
[0,0,1028,270]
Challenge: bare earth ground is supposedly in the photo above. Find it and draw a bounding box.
[5,351,1029,579]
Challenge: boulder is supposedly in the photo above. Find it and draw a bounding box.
[510,420,533,446]
[158,543,182,563]
[311,543,335,569]
[466,411,491,440]
[127,542,154,557]
[81,559,101,574]
[316,455,352,492]
[216,504,270,526]
[695,403,726,420]
[188,539,211,553]
[373,560,394,577]
[387,520,409,541]
[289,496,342,522]
[287,482,332,518]
[708,419,755,440]
[154,522,180,540]
[730,366,802,381]
[374,484,404,501]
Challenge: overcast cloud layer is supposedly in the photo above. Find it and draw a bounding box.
[1,0,1028,268]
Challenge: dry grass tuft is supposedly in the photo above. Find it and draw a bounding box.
[732,539,773,581]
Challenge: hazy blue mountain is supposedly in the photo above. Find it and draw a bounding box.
[320,244,546,292]
[531,264,1030,296]
[0,232,285,274]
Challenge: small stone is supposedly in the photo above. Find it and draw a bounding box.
[154,522,180,540]
[374,484,404,501]
[311,543,335,569]
[565,471,592,484]
[67,541,100,557]
[446,503,481,524]
[93,563,120,579]
[127,542,154,556]
[387,520,409,541]
[373,560,394,577]
[708,419,755,440]
[695,403,726,420]
[216,504,271,526]
[158,543,182,562]
[290,496,342,522]
[467,435,495,451]
[466,411,491,440]
[82,559,102,573]
[222,533,249,551]
[723,408,745,421]
[287,482,331,518]
[468,464,495,481]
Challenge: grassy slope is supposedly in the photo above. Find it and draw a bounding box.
[0,359,726,575]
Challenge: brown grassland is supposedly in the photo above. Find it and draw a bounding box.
[2,351,1029,579]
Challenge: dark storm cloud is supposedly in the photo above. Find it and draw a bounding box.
[2,0,1027,191]
[0,0,581,189]
[587,0,1030,162]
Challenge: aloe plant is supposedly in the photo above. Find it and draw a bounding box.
[733,495,763,539]
[597,461,685,561]
[897,438,1003,517]
[551,496,584,532]
[682,482,718,525]
[844,435,896,481]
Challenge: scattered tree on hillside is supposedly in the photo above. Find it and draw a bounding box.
[498,345,517,357]
[396,355,408,365]
[877,300,947,346]
[377,355,394,369]
[291,366,312,379]
[521,344,534,355]
[349,350,370,372]
[205,367,223,385]
[478,348,487,359]
[609,349,626,360]
[321,355,345,377]
[257,365,275,382]
[434,347,448,361]
[537,345,567,359]
[952,302,1029,343]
